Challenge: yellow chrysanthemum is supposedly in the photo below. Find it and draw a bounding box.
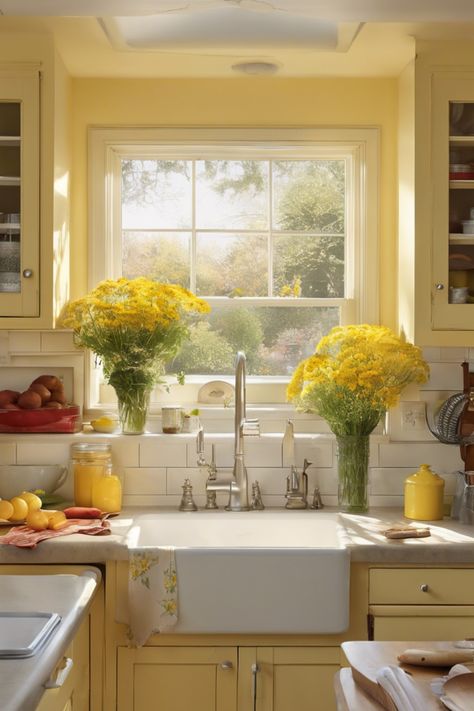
[59,278,210,390]
[287,324,429,436]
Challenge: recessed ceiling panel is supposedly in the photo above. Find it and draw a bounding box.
[2,0,474,21]
[100,8,360,52]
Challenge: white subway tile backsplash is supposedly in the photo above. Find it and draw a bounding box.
[419,362,464,391]
[8,332,41,352]
[16,441,70,465]
[247,467,288,495]
[370,467,459,496]
[245,436,283,467]
[438,348,469,363]
[368,495,404,508]
[308,468,338,496]
[123,495,182,508]
[379,442,463,472]
[123,467,166,496]
[167,466,210,495]
[295,438,333,468]
[110,439,140,468]
[0,441,16,465]
[41,331,76,352]
[140,439,187,468]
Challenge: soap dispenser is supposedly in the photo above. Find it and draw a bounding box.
[404,464,445,521]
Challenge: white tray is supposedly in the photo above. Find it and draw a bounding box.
[0,611,61,658]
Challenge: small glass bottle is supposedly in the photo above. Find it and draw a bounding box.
[71,443,112,507]
[92,472,122,513]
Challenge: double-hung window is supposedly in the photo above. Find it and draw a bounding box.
[89,127,379,408]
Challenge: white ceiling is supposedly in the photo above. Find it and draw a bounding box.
[2,0,474,21]
[0,1,474,77]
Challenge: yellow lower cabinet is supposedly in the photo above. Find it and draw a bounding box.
[117,646,238,711]
[35,616,90,711]
[238,647,340,711]
[369,567,474,642]
[369,605,474,641]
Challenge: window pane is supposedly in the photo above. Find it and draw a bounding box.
[195,160,268,230]
[274,234,344,298]
[122,231,190,288]
[273,160,345,234]
[196,233,267,296]
[170,305,340,376]
[121,159,192,229]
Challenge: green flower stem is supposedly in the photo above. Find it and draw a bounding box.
[336,434,369,513]
[111,370,154,435]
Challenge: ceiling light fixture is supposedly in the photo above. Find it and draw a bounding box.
[231,61,279,75]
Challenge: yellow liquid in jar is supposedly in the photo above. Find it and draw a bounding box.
[91,475,122,513]
[74,463,106,507]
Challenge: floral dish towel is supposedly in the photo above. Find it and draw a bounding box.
[126,547,178,646]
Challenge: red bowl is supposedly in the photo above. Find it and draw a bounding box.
[0,405,81,433]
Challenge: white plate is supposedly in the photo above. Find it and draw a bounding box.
[198,380,234,405]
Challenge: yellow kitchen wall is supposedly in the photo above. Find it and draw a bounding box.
[70,76,398,327]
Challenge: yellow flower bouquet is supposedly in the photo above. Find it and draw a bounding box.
[61,278,210,434]
[287,325,429,511]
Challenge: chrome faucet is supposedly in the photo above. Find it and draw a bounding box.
[205,351,259,511]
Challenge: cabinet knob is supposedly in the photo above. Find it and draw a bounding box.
[22,269,33,279]
[420,583,429,592]
[435,283,445,290]
[220,660,233,670]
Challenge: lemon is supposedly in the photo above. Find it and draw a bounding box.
[0,499,14,520]
[18,491,42,512]
[47,510,67,530]
[9,496,29,521]
[91,416,118,433]
[26,509,49,531]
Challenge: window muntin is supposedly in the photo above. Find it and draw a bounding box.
[88,128,378,404]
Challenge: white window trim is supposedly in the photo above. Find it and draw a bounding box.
[87,126,379,410]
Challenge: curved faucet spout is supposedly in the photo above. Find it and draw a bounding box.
[234,351,246,458]
[228,351,250,510]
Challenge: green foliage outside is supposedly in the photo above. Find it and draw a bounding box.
[123,158,346,375]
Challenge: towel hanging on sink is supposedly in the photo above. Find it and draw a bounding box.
[123,547,178,646]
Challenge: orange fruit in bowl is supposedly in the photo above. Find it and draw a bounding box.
[9,496,28,521]
[0,499,14,520]
[26,509,49,531]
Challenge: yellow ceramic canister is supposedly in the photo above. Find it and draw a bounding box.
[404,463,445,521]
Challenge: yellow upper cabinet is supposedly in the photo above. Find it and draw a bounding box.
[401,41,474,346]
[0,69,39,318]
[0,33,71,328]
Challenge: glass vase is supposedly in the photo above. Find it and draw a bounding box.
[336,434,369,513]
[110,370,153,435]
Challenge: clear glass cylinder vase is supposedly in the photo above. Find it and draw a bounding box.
[336,434,369,513]
[109,368,154,435]
[115,385,151,435]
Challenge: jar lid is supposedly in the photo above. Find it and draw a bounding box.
[405,463,444,486]
[71,442,111,455]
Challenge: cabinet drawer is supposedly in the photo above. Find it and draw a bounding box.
[369,568,474,605]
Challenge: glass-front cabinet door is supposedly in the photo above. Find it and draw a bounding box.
[0,71,39,317]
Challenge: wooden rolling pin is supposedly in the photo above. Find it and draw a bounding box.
[398,648,474,666]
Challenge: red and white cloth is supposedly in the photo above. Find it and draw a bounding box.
[0,518,110,548]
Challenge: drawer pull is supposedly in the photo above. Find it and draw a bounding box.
[44,657,73,689]
[220,660,233,670]
[420,583,429,592]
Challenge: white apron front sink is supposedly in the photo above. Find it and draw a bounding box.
[124,510,350,635]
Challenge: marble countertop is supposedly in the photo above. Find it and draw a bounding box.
[0,568,100,711]
[1,508,474,565]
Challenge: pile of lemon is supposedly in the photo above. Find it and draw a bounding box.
[0,492,67,531]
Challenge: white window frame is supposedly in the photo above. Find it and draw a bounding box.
[87,126,379,410]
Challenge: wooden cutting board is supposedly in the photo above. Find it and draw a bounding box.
[342,641,464,710]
